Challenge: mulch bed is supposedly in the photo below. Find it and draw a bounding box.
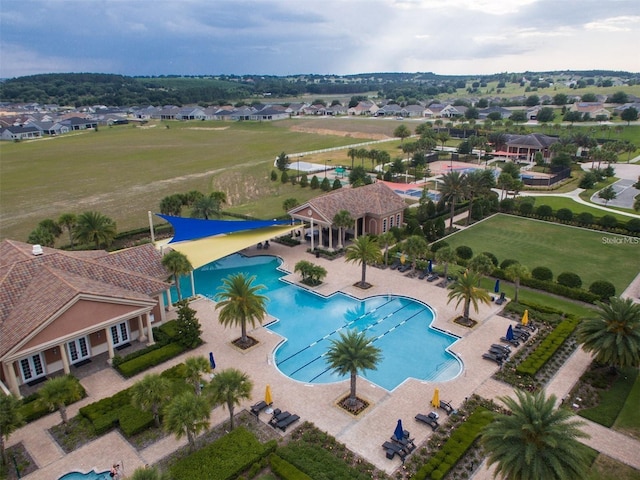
[1,442,37,480]
[353,282,372,290]
[336,395,370,416]
[453,316,478,328]
[232,336,259,350]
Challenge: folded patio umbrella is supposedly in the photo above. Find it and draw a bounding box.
[506,324,514,341]
[428,259,433,274]
[494,279,500,293]
[522,310,529,326]
[431,388,440,409]
[265,384,273,406]
[394,419,405,440]
[209,352,216,370]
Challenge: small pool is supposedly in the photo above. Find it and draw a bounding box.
[177,254,462,391]
[58,470,110,480]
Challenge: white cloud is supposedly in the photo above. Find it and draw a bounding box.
[584,15,640,32]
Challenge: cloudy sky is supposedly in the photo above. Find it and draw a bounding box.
[1,0,639,78]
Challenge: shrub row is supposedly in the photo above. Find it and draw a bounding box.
[492,269,600,303]
[516,316,580,376]
[269,454,313,480]
[412,407,494,480]
[277,442,373,480]
[116,342,187,378]
[18,376,86,423]
[169,427,277,480]
[504,301,564,326]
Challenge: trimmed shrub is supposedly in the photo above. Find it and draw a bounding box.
[599,215,617,229]
[555,208,573,222]
[269,455,313,480]
[536,205,553,217]
[455,245,473,260]
[482,251,499,266]
[531,266,553,282]
[626,218,640,233]
[557,272,582,289]
[118,405,154,436]
[500,258,519,270]
[518,202,534,215]
[576,212,594,225]
[589,280,616,301]
[500,198,515,212]
[116,343,187,378]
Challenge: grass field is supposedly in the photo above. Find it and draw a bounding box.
[614,373,640,440]
[443,214,639,295]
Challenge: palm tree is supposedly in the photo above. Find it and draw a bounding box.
[403,235,428,271]
[576,297,640,371]
[440,171,467,229]
[325,329,382,407]
[129,465,171,480]
[333,209,353,249]
[345,235,382,288]
[0,394,24,467]
[464,169,490,225]
[205,368,253,430]
[347,147,358,170]
[215,273,268,347]
[74,211,116,249]
[184,356,211,395]
[504,263,530,303]
[393,124,411,143]
[161,250,193,302]
[447,270,491,326]
[191,194,221,220]
[130,373,172,427]
[435,246,456,284]
[58,213,77,247]
[36,375,83,426]
[378,231,396,266]
[436,131,450,151]
[481,389,590,480]
[163,391,210,450]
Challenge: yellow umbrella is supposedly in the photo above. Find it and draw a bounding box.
[522,309,529,326]
[431,388,440,409]
[400,253,406,265]
[265,384,273,405]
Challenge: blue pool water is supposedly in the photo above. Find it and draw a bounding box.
[58,470,110,480]
[177,254,462,391]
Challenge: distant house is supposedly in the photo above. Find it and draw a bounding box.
[249,106,289,121]
[401,105,425,117]
[570,102,610,119]
[348,101,379,116]
[0,240,171,397]
[60,117,99,130]
[479,106,512,119]
[0,125,42,141]
[288,182,406,250]
[375,103,402,117]
[177,107,206,120]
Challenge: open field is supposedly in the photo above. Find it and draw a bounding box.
[443,214,639,295]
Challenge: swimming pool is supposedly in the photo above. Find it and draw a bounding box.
[58,470,110,480]
[180,254,462,391]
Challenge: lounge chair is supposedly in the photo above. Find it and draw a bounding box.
[382,441,407,460]
[276,414,300,431]
[488,346,509,359]
[250,400,269,416]
[500,336,520,347]
[391,434,416,453]
[439,400,455,415]
[389,259,401,270]
[415,413,439,431]
[257,242,263,250]
[495,292,506,305]
[426,273,439,282]
[482,352,503,365]
[491,344,511,355]
[264,241,270,250]
[268,409,291,427]
[398,263,412,273]
[418,268,429,280]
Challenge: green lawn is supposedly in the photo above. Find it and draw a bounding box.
[444,214,639,296]
[613,372,640,440]
[587,454,640,480]
[579,368,639,427]
[525,196,637,223]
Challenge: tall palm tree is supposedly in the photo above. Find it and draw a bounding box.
[345,235,382,288]
[325,329,382,407]
[347,147,358,170]
[378,231,396,266]
[576,297,640,371]
[58,213,77,247]
[332,209,353,249]
[403,235,428,271]
[436,131,450,151]
[0,394,24,467]
[130,373,172,427]
[184,356,211,396]
[464,169,490,225]
[36,375,83,426]
[191,194,221,220]
[447,270,491,326]
[205,368,253,430]
[215,273,268,347]
[440,171,467,229]
[74,211,117,249]
[481,389,590,480]
[163,391,210,450]
[505,263,530,303]
[435,246,456,284]
[161,250,193,302]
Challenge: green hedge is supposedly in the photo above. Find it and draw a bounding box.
[269,454,313,480]
[412,407,494,480]
[170,427,276,480]
[277,442,372,480]
[118,404,155,436]
[516,316,580,376]
[493,269,600,304]
[116,342,186,378]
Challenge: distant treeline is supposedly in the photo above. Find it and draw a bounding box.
[0,70,637,107]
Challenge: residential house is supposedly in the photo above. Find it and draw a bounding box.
[479,106,512,119]
[375,104,402,117]
[570,102,610,119]
[60,117,99,131]
[0,125,42,141]
[249,106,289,121]
[178,107,206,121]
[401,105,426,117]
[348,101,379,116]
[0,240,171,397]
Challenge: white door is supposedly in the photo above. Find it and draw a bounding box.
[19,353,46,382]
[110,322,130,347]
[67,336,91,364]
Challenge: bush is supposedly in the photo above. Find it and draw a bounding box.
[500,198,515,212]
[589,280,616,301]
[516,317,579,376]
[626,218,640,233]
[456,245,473,260]
[118,405,154,436]
[500,258,519,270]
[482,251,499,266]
[431,240,449,252]
[116,343,187,378]
[270,170,277,181]
[576,212,594,225]
[555,208,573,222]
[600,215,617,229]
[536,205,553,217]
[557,272,582,289]
[531,266,553,282]
[518,202,534,215]
[269,455,313,480]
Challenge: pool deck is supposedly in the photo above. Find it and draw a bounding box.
[8,240,640,479]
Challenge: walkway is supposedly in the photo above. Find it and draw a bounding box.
[7,241,640,479]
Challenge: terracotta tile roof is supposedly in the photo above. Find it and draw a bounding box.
[304,182,406,222]
[0,240,170,358]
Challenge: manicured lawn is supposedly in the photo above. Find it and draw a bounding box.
[525,196,637,223]
[614,372,640,440]
[579,367,638,427]
[587,454,640,480]
[444,214,639,296]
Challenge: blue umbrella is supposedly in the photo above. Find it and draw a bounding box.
[394,419,405,441]
[506,325,514,341]
[209,352,216,370]
[494,279,500,293]
[428,259,433,274]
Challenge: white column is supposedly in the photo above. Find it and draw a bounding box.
[310,218,315,250]
[137,315,147,342]
[190,271,195,299]
[148,211,156,243]
[328,225,333,251]
[146,313,155,346]
[59,343,70,374]
[3,361,20,398]
[106,327,115,363]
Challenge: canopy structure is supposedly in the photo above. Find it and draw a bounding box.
[157,214,291,243]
